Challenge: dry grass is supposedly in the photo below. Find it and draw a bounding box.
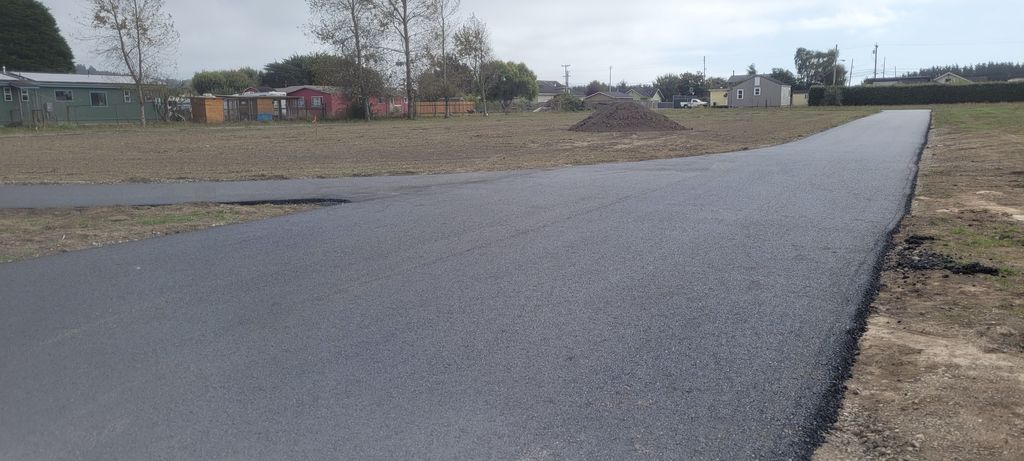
[0,203,320,263]
[0,107,876,184]
[816,103,1024,460]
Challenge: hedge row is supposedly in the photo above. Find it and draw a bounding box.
[809,82,1024,106]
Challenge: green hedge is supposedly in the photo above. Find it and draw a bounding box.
[809,82,1024,106]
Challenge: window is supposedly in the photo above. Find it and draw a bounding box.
[144,93,154,103]
[2,87,11,102]
[736,89,744,100]
[311,96,324,108]
[124,90,132,103]
[378,96,385,104]
[55,90,73,101]
[296,97,305,108]
[754,76,761,86]
[754,87,762,96]
[22,89,29,101]
[90,92,108,107]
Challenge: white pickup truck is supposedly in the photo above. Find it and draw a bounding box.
[678,98,709,108]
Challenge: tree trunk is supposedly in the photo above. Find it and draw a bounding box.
[137,83,146,127]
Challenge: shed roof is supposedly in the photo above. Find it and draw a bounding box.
[727,74,788,87]
[583,91,634,100]
[537,80,567,94]
[277,85,339,94]
[0,74,19,81]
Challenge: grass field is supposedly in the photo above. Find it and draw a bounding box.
[0,107,876,184]
[817,103,1024,460]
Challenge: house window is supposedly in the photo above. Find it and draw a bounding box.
[311,96,323,108]
[90,92,108,107]
[22,89,29,101]
[55,90,73,101]
[754,77,761,86]
[296,97,305,108]
[736,89,744,100]
[2,87,11,102]
[124,90,132,103]
[378,96,385,104]
[754,87,762,96]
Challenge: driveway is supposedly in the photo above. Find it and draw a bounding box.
[0,110,931,460]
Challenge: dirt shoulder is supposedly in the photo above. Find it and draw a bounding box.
[0,108,874,184]
[816,103,1024,460]
[0,203,321,263]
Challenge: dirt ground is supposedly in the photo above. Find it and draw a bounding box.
[0,108,875,184]
[0,203,320,263]
[816,103,1024,460]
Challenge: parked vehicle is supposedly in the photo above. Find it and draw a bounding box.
[679,98,708,108]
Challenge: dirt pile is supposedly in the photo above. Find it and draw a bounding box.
[569,103,686,132]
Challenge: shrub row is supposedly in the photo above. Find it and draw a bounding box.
[809,82,1024,106]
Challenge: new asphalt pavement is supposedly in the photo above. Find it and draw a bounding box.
[0,110,931,460]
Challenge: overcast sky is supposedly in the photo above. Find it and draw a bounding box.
[40,0,1024,85]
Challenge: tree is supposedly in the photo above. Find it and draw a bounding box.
[616,80,629,92]
[486,61,537,112]
[85,0,179,126]
[373,0,430,119]
[308,0,384,120]
[746,64,758,75]
[794,47,846,87]
[904,62,1024,81]
[769,68,798,87]
[190,69,258,95]
[654,73,682,98]
[0,0,75,72]
[417,53,472,101]
[584,80,604,96]
[261,54,317,88]
[426,0,460,117]
[453,14,492,115]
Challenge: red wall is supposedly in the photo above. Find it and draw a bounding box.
[286,88,408,118]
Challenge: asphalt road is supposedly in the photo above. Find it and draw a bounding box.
[0,110,931,460]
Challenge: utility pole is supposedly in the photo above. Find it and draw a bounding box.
[848,59,854,86]
[561,64,571,92]
[873,43,879,79]
[832,44,840,86]
[882,57,887,78]
[609,66,613,93]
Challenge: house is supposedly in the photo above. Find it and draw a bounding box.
[863,76,933,86]
[625,86,664,105]
[582,91,635,109]
[0,70,161,125]
[536,80,569,103]
[277,85,407,119]
[726,75,792,108]
[932,72,976,85]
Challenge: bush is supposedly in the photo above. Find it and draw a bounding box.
[810,82,1024,106]
[549,93,585,112]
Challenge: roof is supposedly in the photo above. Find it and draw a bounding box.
[0,74,19,81]
[727,74,788,87]
[584,91,634,100]
[277,85,339,94]
[10,72,136,85]
[627,86,661,98]
[537,80,567,94]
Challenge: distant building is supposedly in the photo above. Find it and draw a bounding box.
[624,86,664,105]
[726,75,792,108]
[582,91,635,109]
[536,80,569,103]
[863,72,989,86]
[277,85,408,119]
[0,71,162,125]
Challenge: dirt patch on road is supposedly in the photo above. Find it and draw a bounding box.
[816,103,1024,460]
[569,103,686,132]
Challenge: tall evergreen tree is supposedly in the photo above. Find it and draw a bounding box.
[0,0,75,72]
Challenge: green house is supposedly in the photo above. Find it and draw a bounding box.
[1,71,161,126]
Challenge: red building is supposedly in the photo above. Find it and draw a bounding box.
[277,85,407,119]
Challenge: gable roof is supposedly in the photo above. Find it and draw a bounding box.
[727,74,788,87]
[626,86,662,98]
[277,85,339,94]
[537,80,567,94]
[583,91,634,100]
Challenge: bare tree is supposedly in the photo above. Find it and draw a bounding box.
[309,0,384,120]
[85,0,178,126]
[454,14,491,115]
[427,0,460,118]
[372,0,429,119]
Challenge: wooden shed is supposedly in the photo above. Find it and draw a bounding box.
[190,96,224,124]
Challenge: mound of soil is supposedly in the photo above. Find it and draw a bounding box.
[569,103,686,133]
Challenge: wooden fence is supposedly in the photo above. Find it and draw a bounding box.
[415,101,475,117]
